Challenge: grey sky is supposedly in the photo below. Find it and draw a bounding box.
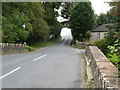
[90,0,112,15]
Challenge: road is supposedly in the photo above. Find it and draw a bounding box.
[1,39,85,88]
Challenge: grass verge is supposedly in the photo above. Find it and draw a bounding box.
[25,45,35,51]
[72,43,85,49]
[72,43,78,48]
[81,53,88,88]
[80,52,96,89]
[30,37,61,49]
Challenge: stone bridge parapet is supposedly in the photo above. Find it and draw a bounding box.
[85,46,118,89]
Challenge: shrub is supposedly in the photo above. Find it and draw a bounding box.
[108,53,120,67]
[92,38,105,47]
[107,39,120,73]
[108,53,120,78]
[92,38,109,54]
[92,31,118,55]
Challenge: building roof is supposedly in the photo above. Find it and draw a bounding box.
[91,24,112,32]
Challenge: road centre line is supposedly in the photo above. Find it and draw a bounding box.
[34,55,47,61]
[0,67,21,80]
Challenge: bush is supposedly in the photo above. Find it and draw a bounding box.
[92,31,118,55]
[108,53,120,67]
[25,45,35,51]
[92,38,105,47]
[92,38,109,54]
[108,53,120,78]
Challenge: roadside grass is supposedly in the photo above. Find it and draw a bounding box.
[75,41,95,88]
[81,53,88,88]
[25,45,35,51]
[81,53,96,89]
[30,37,61,49]
[72,43,85,49]
[72,43,77,48]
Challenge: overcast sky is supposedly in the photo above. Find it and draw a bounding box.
[90,0,112,15]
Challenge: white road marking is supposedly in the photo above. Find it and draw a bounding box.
[34,55,47,61]
[0,67,21,80]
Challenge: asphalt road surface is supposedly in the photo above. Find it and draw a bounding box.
[1,39,84,88]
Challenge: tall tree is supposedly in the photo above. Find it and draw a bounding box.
[2,2,62,44]
[61,2,73,19]
[109,2,120,32]
[69,2,95,41]
[26,2,50,44]
[43,2,62,39]
[2,2,30,43]
[96,13,108,26]
[96,11,115,27]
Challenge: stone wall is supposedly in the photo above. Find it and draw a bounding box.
[0,43,26,54]
[85,46,118,89]
[76,41,91,48]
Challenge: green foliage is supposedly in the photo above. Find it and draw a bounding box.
[107,39,120,70]
[95,11,115,27]
[43,2,62,39]
[108,53,120,72]
[2,2,62,44]
[96,13,108,26]
[108,46,117,53]
[2,3,32,43]
[61,2,73,19]
[92,38,106,51]
[106,11,116,24]
[84,31,91,40]
[93,31,120,73]
[107,39,120,54]
[108,53,119,63]
[108,53,120,78]
[2,16,29,43]
[93,1,120,74]
[93,31,119,55]
[108,2,120,32]
[69,2,95,42]
[106,2,120,59]
[25,45,35,51]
